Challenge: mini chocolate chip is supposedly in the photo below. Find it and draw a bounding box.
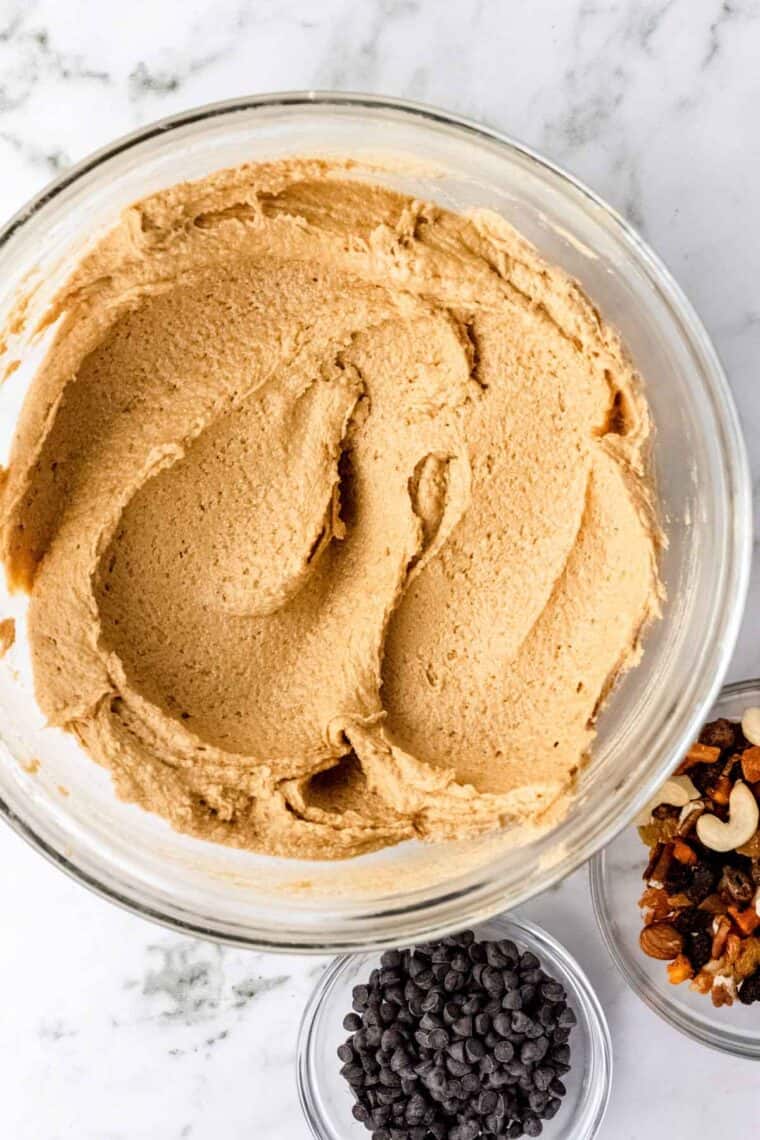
[482,966,506,995]
[465,1037,485,1062]
[521,968,543,985]
[442,1000,460,1025]
[353,984,370,1009]
[502,989,522,1011]
[552,1045,570,1065]
[444,970,464,993]
[421,990,443,1013]
[543,1096,562,1120]
[540,981,565,1003]
[520,983,537,1006]
[494,1039,515,1064]
[556,1005,576,1027]
[452,1015,473,1038]
[343,1012,362,1031]
[474,1011,491,1035]
[461,994,482,1016]
[533,1065,554,1091]
[528,1090,548,1113]
[491,1011,512,1037]
[476,1089,498,1115]
[380,1026,403,1048]
[523,1111,542,1136]
[549,1077,566,1097]
[429,1028,450,1050]
[337,1042,354,1063]
[511,1011,533,1035]
[521,1037,549,1064]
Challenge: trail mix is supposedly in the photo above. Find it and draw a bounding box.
[637,706,760,1007]
[338,930,574,1139]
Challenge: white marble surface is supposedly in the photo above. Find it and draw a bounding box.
[0,0,759,1136]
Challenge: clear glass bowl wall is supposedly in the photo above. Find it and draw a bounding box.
[0,94,751,951]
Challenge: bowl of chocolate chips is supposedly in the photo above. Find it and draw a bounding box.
[298,915,611,1140]
[591,678,760,1058]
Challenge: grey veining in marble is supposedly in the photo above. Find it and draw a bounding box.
[0,1,759,1137]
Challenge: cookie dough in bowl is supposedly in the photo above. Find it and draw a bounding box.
[0,157,660,859]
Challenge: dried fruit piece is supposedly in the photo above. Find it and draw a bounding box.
[741,746,760,784]
[685,930,713,971]
[741,708,760,748]
[711,975,736,1007]
[700,718,739,751]
[639,922,683,960]
[672,839,697,865]
[709,775,733,805]
[680,742,721,770]
[638,887,672,922]
[667,955,693,984]
[691,969,714,995]
[711,915,732,960]
[638,818,679,847]
[728,906,760,937]
[696,782,759,852]
[719,865,754,905]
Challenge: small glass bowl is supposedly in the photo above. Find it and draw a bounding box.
[297,913,612,1139]
[590,678,760,1059]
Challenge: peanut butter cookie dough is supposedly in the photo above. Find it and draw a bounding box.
[0,159,660,858]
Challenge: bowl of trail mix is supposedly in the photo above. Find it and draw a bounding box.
[590,680,760,1057]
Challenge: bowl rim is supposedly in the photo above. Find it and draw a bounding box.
[589,678,760,1060]
[0,90,752,951]
[296,912,613,1140]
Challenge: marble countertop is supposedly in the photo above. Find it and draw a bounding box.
[1,0,759,1136]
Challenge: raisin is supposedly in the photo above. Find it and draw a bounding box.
[664,860,692,894]
[652,803,680,821]
[686,930,712,972]
[699,718,739,752]
[684,861,719,903]
[672,907,712,936]
[719,866,754,905]
[738,969,760,1005]
[690,759,726,796]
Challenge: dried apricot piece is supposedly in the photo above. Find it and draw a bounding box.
[667,954,693,984]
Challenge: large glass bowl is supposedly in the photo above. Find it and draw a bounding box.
[590,679,760,1058]
[297,914,612,1140]
[0,93,751,951]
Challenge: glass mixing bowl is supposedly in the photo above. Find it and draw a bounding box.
[297,914,612,1140]
[0,93,751,951]
[590,679,760,1058]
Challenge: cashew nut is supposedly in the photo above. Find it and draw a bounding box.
[742,707,760,747]
[696,781,759,852]
[635,775,700,826]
